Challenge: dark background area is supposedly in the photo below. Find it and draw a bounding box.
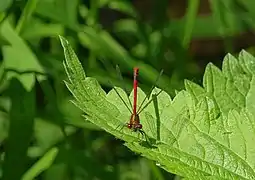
[0,0,255,179]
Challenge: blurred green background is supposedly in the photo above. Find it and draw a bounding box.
[0,0,255,179]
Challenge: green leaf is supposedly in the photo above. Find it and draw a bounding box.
[114,19,138,35]
[60,99,100,130]
[21,18,64,39]
[0,0,13,12]
[35,0,79,30]
[182,0,199,48]
[0,111,8,143]
[2,79,35,180]
[60,35,255,179]
[107,0,137,17]
[0,20,45,91]
[16,0,39,34]
[22,147,59,180]
[28,118,76,158]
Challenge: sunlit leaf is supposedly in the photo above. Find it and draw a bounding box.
[60,36,255,180]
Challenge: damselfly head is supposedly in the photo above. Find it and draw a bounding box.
[127,123,143,131]
[133,67,139,75]
[127,114,142,130]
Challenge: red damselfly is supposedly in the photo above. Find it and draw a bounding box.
[112,66,163,140]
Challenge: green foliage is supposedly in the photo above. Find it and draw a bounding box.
[2,79,35,180]
[22,147,59,180]
[61,35,255,179]
[1,20,45,91]
[1,0,255,179]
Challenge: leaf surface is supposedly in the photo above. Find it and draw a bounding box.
[60,36,255,180]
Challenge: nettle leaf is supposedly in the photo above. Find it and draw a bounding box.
[60,36,255,180]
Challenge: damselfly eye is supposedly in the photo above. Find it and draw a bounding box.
[127,124,132,129]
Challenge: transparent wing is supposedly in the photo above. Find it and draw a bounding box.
[137,69,164,114]
[116,65,133,109]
